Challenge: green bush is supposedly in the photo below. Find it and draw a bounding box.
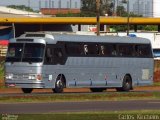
[0,61,4,80]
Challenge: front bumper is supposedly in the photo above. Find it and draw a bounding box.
[5,80,45,88]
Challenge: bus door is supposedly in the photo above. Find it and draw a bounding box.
[44,44,67,88]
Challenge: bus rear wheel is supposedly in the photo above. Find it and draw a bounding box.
[52,76,65,93]
[116,75,132,92]
[90,88,106,92]
[21,88,33,93]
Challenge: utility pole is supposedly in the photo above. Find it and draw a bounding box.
[39,0,41,10]
[45,0,48,8]
[137,0,139,15]
[96,0,100,36]
[70,0,72,9]
[59,0,61,9]
[49,0,51,8]
[52,1,54,8]
[117,0,119,7]
[127,0,130,36]
[28,0,30,16]
[113,0,116,15]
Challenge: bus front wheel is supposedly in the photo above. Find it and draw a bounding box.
[116,75,132,92]
[21,88,33,93]
[52,76,65,93]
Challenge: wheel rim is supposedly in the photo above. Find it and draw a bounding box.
[125,81,130,90]
[56,79,64,89]
[124,75,131,91]
[122,75,132,91]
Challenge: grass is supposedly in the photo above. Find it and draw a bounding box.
[1,110,160,120]
[0,61,4,82]
[0,61,4,78]
[154,82,160,86]
[0,91,160,103]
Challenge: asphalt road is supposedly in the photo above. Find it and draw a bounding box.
[0,100,160,114]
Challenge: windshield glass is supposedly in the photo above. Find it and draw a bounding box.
[6,43,23,62]
[153,49,160,57]
[6,43,45,63]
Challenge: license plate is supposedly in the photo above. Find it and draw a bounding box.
[8,84,16,87]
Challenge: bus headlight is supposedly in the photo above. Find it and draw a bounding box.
[5,73,13,80]
[28,74,36,80]
[28,74,42,81]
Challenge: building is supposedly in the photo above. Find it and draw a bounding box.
[40,0,81,15]
[39,0,81,9]
[40,8,80,15]
[118,0,160,17]
[131,0,152,17]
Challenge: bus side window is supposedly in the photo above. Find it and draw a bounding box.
[100,44,109,56]
[84,44,100,55]
[45,48,53,63]
[66,42,83,56]
[99,44,116,56]
[118,44,134,57]
[135,45,151,57]
[54,48,64,65]
[136,46,140,56]
[84,44,88,55]
[111,45,117,56]
[100,45,105,55]
[96,44,100,55]
[54,48,63,58]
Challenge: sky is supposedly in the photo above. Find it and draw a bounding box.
[0,0,81,10]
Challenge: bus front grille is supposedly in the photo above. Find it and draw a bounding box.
[13,74,29,80]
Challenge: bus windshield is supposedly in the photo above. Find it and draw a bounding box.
[6,43,45,63]
[153,49,160,57]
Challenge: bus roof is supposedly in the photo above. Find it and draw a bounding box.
[10,33,151,44]
[51,34,151,44]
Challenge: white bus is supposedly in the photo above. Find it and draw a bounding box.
[5,33,154,93]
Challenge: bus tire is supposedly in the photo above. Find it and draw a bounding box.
[53,75,65,93]
[21,88,33,93]
[116,75,132,92]
[90,88,106,92]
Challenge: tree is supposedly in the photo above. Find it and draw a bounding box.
[81,0,114,17]
[116,6,127,16]
[101,0,114,16]
[81,0,97,17]
[81,0,96,12]
[121,0,127,4]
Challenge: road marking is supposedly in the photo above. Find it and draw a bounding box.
[148,102,160,104]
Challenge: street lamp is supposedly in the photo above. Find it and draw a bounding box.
[28,0,30,16]
[28,0,30,8]
[127,0,130,36]
[70,0,72,9]
[96,0,100,36]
